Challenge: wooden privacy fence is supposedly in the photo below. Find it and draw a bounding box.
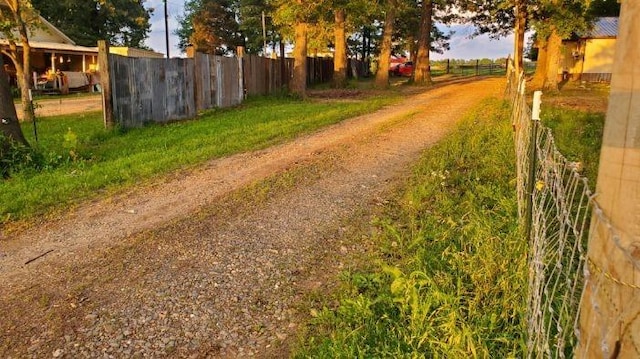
[101,42,243,128]
[243,55,294,96]
[100,40,369,128]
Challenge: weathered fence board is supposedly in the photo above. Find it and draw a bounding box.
[194,53,212,111]
[218,56,241,108]
[109,54,196,127]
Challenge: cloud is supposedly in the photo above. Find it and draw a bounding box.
[433,24,514,60]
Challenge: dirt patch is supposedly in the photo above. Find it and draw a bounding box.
[0,78,504,357]
[545,82,610,114]
[16,95,102,120]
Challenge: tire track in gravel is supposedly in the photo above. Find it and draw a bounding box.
[0,78,504,358]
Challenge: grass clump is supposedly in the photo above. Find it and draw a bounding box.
[295,98,527,358]
[541,107,604,184]
[1,94,397,224]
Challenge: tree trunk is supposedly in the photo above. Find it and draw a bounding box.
[16,46,33,124]
[513,0,527,76]
[0,55,28,146]
[10,0,35,124]
[291,20,307,97]
[407,35,416,62]
[333,8,347,88]
[413,0,433,85]
[375,2,396,88]
[577,1,640,357]
[542,27,562,92]
[530,38,548,90]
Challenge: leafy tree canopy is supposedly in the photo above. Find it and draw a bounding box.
[31,0,152,48]
[588,0,620,16]
[177,0,274,55]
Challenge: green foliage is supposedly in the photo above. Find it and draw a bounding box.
[177,0,279,55]
[0,94,398,223]
[295,99,527,358]
[31,0,152,48]
[531,0,593,40]
[176,0,244,55]
[588,0,620,16]
[0,135,41,179]
[0,0,40,42]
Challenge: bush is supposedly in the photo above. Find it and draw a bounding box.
[0,135,43,178]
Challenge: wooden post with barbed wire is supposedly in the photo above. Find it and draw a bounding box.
[577,1,640,357]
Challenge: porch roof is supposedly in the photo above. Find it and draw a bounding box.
[0,40,97,54]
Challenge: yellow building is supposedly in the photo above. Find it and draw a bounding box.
[561,17,618,82]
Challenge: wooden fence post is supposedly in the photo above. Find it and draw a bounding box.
[578,1,640,357]
[237,46,245,102]
[98,40,114,129]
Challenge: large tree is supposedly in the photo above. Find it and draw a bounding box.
[412,0,433,85]
[333,7,347,87]
[0,56,27,148]
[32,0,152,48]
[289,0,310,97]
[178,0,243,55]
[456,0,591,90]
[177,0,279,55]
[238,0,279,54]
[530,0,591,92]
[374,0,397,87]
[0,0,38,125]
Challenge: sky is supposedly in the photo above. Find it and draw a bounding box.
[144,0,184,58]
[143,1,515,60]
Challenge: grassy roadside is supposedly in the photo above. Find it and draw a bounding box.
[293,91,605,357]
[294,98,527,358]
[541,107,604,184]
[1,94,398,225]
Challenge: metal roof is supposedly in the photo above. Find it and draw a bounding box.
[584,17,619,38]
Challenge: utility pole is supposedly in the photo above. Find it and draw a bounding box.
[262,11,267,56]
[164,0,170,58]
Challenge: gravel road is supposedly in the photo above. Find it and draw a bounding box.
[0,78,503,358]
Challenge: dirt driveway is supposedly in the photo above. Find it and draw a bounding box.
[16,94,102,119]
[0,78,504,358]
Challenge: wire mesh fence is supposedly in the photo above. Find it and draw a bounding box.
[506,62,639,358]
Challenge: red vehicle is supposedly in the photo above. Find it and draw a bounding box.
[389,61,413,77]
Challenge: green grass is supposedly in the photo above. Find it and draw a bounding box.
[294,98,527,358]
[541,107,604,185]
[1,94,398,224]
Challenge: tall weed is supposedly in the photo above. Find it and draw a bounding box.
[296,98,527,358]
